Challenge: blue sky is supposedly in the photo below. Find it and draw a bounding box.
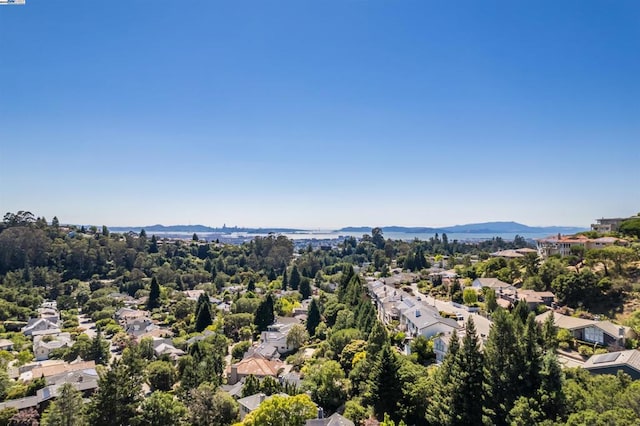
[1,0,638,228]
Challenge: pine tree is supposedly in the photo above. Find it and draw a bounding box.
[89,358,143,426]
[247,278,256,293]
[368,345,402,421]
[254,294,275,333]
[290,265,301,290]
[520,313,542,398]
[451,317,484,425]
[306,298,321,336]
[147,277,161,310]
[483,309,521,426]
[367,320,388,359]
[537,352,565,421]
[41,383,87,426]
[90,327,110,365]
[282,268,288,291]
[195,302,213,332]
[149,234,158,253]
[426,331,460,425]
[299,278,311,299]
[541,311,558,352]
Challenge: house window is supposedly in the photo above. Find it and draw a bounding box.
[584,326,604,344]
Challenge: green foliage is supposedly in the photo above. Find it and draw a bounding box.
[41,383,87,426]
[253,294,275,333]
[306,298,321,336]
[368,345,402,421]
[187,383,239,426]
[134,391,187,426]
[231,341,251,361]
[303,359,349,412]
[147,360,176,392]
[241,394,316,426]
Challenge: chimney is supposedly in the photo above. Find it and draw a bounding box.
[317,407,325,419]
[416,310,421,317]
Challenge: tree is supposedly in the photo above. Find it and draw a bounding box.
[89,327,110,365]
[485,288,498,313]
[41,383,87,426]
[134,391,187,426]
[282,267,288,291]
[286,324,309,351]
[188,383,239,426]
[450,317,484,426]
[541,311,558,352]
[367,321,388,358]
[409,335,434,366]
[192,233,199,242]
[241,394,316,426]
[289,265,301,291]
[253,294,275,333]
[89,358,143,426]
[537,352,565,421]
[462,288,478,305]
[306,298,321,336]
[299,278,311,300]
[147,277,161,310]
[8,408,39,426]
[368,345,402,421]
[426,331,460,426]
[195,302,213,332]
[483,309,521,426]
[303,360,349,413]
[147,360,176,392]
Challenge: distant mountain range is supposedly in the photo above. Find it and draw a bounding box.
[339,221,586,234]
[109,221,586,235]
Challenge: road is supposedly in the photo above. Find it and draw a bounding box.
[409,283,493,340]
[77,311,121,361]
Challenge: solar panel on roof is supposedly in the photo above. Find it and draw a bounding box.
[592,352,621,364]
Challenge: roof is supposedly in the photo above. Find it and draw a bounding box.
[472,278,512,290]
[306,413,355,426]
[28,360,96,379]
[583,350,640,375]
[237,392,267,411]
[0,339,14,348]
[230,354,283,378]
[403,307,459,332]
[535,311,631,338]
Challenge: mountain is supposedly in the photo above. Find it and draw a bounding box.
[339,222,586,234]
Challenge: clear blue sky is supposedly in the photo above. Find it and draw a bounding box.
[1,0,638,228]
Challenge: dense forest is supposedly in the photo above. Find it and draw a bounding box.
[0,211,639,425]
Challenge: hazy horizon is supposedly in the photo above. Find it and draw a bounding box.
[1,1,638,228]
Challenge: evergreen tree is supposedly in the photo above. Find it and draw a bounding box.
[140,228,147,238]
[426,331,460,425]
[451,317,484,425]
[520,313,542,398]
[195,302,213,332]
[254,294,275,333]
[483,309,521,426]
[541,311,558,352]
[247,278,256,293]
[299,278,311,299]
[282,267,288,291]
[306,298,321,336]
[147,277,161,310]
[149,234,158,253]
[368,345,402,421]
[41,383,87,426]
[290,265,301,290]
[485,288,498,313]
[367,320,388,359]
[512,300,530,326]
[537,352,565,421]
[134,391,187,426]
[89,358,143,426]
[242,374,261,398]
[192,233,199,241]
[90,327,110,365]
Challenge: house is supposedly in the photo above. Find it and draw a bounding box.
[237,393,268,420]
[400,306,460,339]
[536,311,635,348]
[536,234,627,258]
[501,289,555,310]
[306,412,355,426]
[490,248,537,259]
[19,360,96,382]
[0,339,14,351]
[260,323,296,354]
[582,350,640,380]
[433,333,457,364]
[591,217,629,233]
[471,278,513,293]
[33,333,72,361]
[227,353,284,385]
[37,308,60,324]
[22,318,60,336]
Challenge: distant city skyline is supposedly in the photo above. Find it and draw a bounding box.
[1,1,638,229]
